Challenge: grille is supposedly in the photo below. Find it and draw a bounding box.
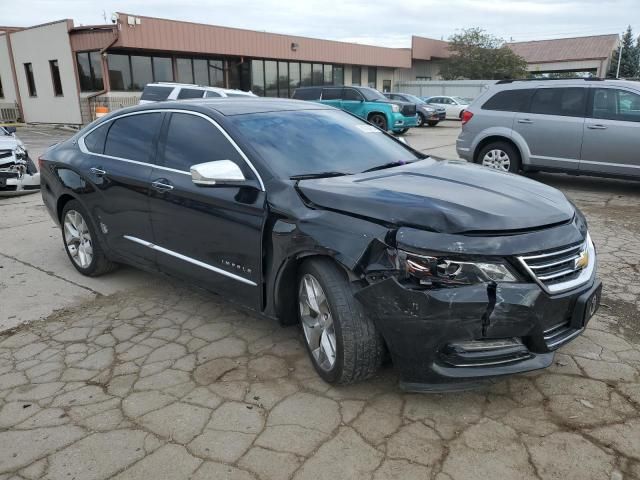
[0,150,13,160]
[543,321,582,350]
[401,104,416,116]
[518,238,592,294]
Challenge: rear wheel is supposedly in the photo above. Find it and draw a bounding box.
[298,258,384,384]
[61,200,116,276]
[368,114,388,131]
[477,142,521,174]
[397,128,409,134]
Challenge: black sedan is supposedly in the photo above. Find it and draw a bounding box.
[40,99,601,391]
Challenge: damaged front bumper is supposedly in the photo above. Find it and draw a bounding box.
[0,155,40,196]
[354,219,601,391]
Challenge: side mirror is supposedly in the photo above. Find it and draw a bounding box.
[191,160,246,187]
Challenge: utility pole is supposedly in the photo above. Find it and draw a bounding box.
[616,40,623,79]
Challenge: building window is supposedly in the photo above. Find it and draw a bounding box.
[352,66,361,86]
[176,57,224,87]
[130,55,153,90]
[289,62,300,92]
[264,60,278,97]
[251,60,265,96]
[250,59,341,97]
[107,54,132,91]
[209,60,224,87]
[333,66,344,85]
[0,75,4,98]
[312,64,323,86]
[368,67,377,88]
[176,58,193,84]
[278,62,289,98]
[49,60,64,96]
[77,51,104,91]
[383,79,391,92]
[323,65,333,86]
[24,63,37,97]
[152,57,173,82]
[300,63,312,87]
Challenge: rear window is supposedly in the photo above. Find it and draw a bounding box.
[529,87,586,117]
[140,85,173,102]
[83,123,109,154]
[205,90,222,98]
[177,88,205,100]
[292,88,321,100]
[482,89,534,112]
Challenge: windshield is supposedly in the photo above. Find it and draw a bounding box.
[229,109,420,178]
[359,87,387,101]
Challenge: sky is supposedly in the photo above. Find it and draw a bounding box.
[3,0,640,47]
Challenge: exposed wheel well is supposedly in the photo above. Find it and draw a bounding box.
[56,194,75,222]
[473,136,521,164]
[274,254,354,326]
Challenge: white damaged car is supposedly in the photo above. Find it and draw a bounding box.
[0,126,40,196]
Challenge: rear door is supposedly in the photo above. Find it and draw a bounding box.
[147,111,266,309]
[340,88,366,118]
[581,87,640,177]
[513,87,587,171]
[81,112,164,267]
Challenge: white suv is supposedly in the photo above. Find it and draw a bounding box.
[139,83,257,104]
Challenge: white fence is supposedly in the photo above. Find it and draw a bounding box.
[0,102,21,123]
[394,80,499,99]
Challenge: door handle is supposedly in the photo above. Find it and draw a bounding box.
[90,167,106,177]
[517,119,533,124]
[151,179,174,192]
[587,124,608,130]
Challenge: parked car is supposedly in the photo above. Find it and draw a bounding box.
[0,126,40,196]
[40,98,600,391]
[139,83,257,104]
[423,95,471,119]
[384,93,446,127]
[456,78,640,179]
[292,86,418,134]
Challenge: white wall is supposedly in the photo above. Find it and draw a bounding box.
[0,34,18,104]
[10,21,82,124]
[394,59,445,84]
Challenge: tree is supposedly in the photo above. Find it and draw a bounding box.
[608,25,639,78]
[440,28,528,80]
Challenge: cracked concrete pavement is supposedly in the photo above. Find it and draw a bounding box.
[0,125,639,479]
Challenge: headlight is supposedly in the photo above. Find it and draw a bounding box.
[15,145,27,160]
[397,250,520,287]
[391,104,400,113]
[423,107,435,113]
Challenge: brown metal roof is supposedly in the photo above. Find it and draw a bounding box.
[78,13,413,68]
[507,34,619,63]
[411,36,450,60]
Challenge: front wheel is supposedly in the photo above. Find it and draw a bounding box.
[427,121,439,127]
[396,128,409,134]
[368,114,388,131]
[61,200,117,276]
[416,113,424,127]
[476,142,521,173]
[298,258,384,384]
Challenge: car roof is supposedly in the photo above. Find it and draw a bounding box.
[112,98,334,117]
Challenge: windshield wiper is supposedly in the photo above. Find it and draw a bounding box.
[290,171,349,180]
[361,160,418,173]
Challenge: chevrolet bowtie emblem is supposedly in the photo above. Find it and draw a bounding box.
[575,249,589,270]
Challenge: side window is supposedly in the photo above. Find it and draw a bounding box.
[342,89,363,101]
[162,113,245,173]
[429,97,440,103]
[530,88,586,117]
[205,90,222,98]
[83,123,109,154]
[177,88,205,99]
[592,88,640,122]
[293,88,321,100]
[482,89,534,112]
[104,113,163,163]
[321,88,341,100]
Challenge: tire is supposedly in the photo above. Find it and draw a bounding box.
[298,258,384,384]
[61,200,117,276]
[397,128,409,134]
[368,113,388,131]
[427,121,439,127]
[476,141,521,174]
[416,113,424,127]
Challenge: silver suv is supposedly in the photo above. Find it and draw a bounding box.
[456,79,640,179]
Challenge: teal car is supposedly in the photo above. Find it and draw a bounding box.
[292,86,418,134]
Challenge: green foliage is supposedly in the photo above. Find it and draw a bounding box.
[608,25,640,78]
[440,28,528,80]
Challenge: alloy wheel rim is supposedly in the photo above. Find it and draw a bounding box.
[63,210,93,269]
[299,274,337,371]
[416,115,423,126]
[371,116,385,128]
[482,149,511,172]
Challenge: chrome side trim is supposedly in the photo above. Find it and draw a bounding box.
[123,235,257,286]
[78,108,265,191]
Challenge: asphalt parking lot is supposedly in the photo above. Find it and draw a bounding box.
[0,123,639,479]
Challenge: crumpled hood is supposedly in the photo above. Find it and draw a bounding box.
[297,159,575,234]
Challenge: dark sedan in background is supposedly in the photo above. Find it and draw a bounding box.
[384,92,446,127]
[39,98,600,391]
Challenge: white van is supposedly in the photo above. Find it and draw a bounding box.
[139,83,257,104]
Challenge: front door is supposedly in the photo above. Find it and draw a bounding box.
[340,88,366,118]
[581,87,640,177]
[147,111,266,310]
[83,111,164,268]
[513,87,586,172]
